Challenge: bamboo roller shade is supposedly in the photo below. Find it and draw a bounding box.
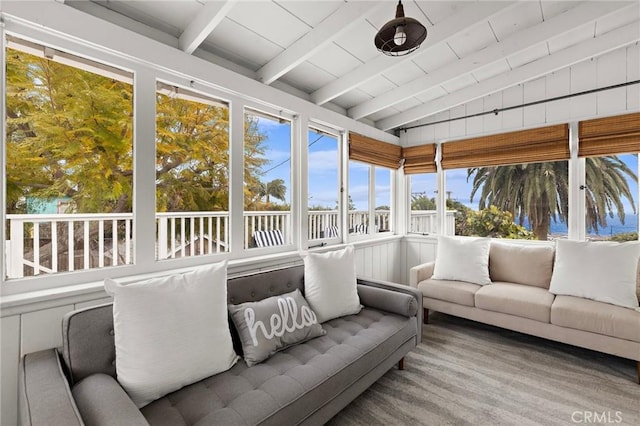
[402,144,436,174]
[349,133,402,169]
[441,124,569,169]
[578,112,640,157]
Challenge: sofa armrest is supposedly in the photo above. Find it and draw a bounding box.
[19,349,83,426]
[409,261,435,287]
[72,374,148,426]
[357,278,423,343]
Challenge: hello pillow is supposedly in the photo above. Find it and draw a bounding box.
[104,262,238,408]
[228,289,325,366]
[432,236,491,285]
[549,240,640,310]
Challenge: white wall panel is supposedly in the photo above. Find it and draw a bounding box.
[449,105,466,138]
[465,98,484,135]
[523,77,547,126]
[501,85,524,130]
[570,59,597,118]
[1,315,20,426]
[20,305,74,356]
[403,45,638,146]
[627,44,640,111]
[545,68,571,123]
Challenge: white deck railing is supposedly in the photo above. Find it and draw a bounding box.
[5,210,452,278]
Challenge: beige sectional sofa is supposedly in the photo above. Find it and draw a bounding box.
[409,241,640,383]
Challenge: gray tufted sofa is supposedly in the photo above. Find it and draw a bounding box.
[19,265,422,425]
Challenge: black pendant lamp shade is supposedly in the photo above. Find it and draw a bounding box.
[375,1,427,56]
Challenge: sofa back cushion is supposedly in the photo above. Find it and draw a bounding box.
[63,265,306,385]
[489,242,555,288]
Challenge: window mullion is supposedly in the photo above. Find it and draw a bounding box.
[568,122,586,241]
[133,70,157,268]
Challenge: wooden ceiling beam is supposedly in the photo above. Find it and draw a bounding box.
[179,0,236,54]
[257,1,382,85]
[376,22,640,131]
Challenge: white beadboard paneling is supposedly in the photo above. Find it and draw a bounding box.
[523,77,546,126]
[21,305,74,356]
[372,244,381,279]
[355,246,366,276]
[74,297,113,310]
[545,68,571,123]
[465,98,484,135]
[400,240,408,284]
[1,315,20,426]
[363,246,373,278]
[570,59,597,119]
[406,241,421,274]
[501,85,524,130]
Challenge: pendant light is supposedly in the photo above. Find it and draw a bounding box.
[374,0,427,56]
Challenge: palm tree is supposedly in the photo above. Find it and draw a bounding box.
[259,179,287,204]
[467,156,636,240]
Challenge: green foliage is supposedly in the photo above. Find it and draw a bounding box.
[609,232,638,242]
[465,205,535,239]
[6,48,268,215]
[411,195,435,210]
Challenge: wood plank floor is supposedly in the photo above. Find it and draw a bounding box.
[329,312,640,426]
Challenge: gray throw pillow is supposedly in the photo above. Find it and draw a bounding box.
[228,289,326,366]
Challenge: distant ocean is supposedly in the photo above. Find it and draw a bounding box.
[543,214,638,236]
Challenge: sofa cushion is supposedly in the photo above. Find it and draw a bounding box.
[475,283,555,323]
[304,245,361,323]
[417,279,481,307]
[549,240,640,309]
[489,242,554,288]
[228,289,326,366]
[104,262,238,408]
[551,295,640,343]
[139,307,416,426]
[432,236,491,285]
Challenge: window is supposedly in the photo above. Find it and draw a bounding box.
[348,161,370,234]
[584,154,638,241]
[441,125,570,240]
[374,167,392,233]
[307,127,340,241]
[409,174,438,234]
[244,110,292,249]
[578,113,640,241]
[4,39,134,279]
[155,82,229,260]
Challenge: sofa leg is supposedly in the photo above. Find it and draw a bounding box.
[637,361,639,384]
[423,308,429,324]
[398,357,405,370]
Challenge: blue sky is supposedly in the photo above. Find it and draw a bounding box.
[255,117,390,211]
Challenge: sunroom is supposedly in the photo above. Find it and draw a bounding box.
[1,1,639,425]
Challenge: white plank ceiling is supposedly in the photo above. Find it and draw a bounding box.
[64,0,640,132]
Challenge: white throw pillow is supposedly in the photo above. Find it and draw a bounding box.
[104,262,238,408]
[549,239,640,309]
[303,245,361,323]
[432,236,491,285]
